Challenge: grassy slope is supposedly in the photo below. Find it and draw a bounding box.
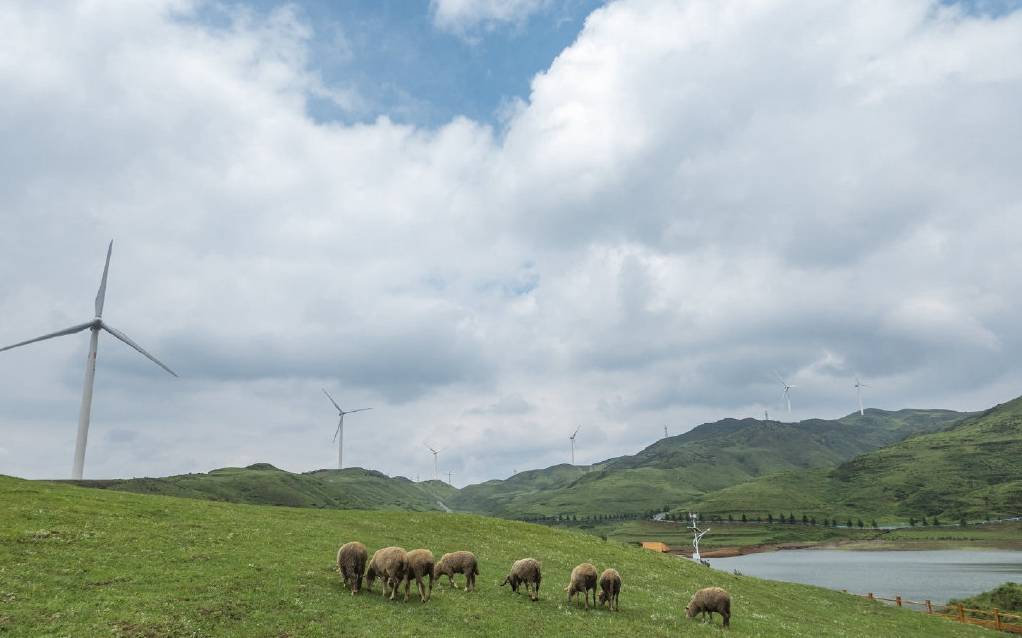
[72,464,454,512]
[0,477,986,638]
[689,397,1022,521]
[447,409,968,518]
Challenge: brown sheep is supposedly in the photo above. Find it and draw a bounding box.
[686,586,731,628]
[433,551,479,592]
[564,562,598,609]
[365,546,407,601]
[501,558,542,601]
[402,548,435,603]
[336,541,368,595]
[597,568,621,611]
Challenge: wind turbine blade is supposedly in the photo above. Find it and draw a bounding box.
[773,370,786,384]
[95,240,113,318]
[332,422,341,442]
[100,322,177,377]
[0,321,95,353]
[348,407,372,414]
[322,388,342,412]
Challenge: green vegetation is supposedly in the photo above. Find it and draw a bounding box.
[446,409,968,518]
[687,397,1022,522]
[0,477,988,637]
[949,582,1022,613]
[71,464,454,512]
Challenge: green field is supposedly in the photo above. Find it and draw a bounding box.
[552,518,1022,553]
[0,476,990,637]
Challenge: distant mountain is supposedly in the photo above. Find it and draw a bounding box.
[445,408,969,518]
[690,397,1022,521]
[71,464,454,512]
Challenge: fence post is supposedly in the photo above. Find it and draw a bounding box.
[896,596,902,608]
[958,604,965,623]
[925,600,932,614]
[994,608,1001,631]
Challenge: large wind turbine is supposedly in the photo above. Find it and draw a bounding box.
[854,377,868,416]
[0,241,177,479]
[569,425,581,464]
[322,389,371,470]
[774,372,796,413]
[427,445,440,481]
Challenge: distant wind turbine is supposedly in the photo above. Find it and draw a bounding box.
[774,372,796,413]
[427,445,440,481]
[664,425,669,439]
[322,389,371,470]
[0,241,177,480]
[569,425,581,464]
[854,377,868,416]
[446,470,454,486]
[764,409,769,421]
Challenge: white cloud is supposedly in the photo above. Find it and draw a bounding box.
[430,0,550,37]
[1,0,1021,483]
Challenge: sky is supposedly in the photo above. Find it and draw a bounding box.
[1,0,1021,485]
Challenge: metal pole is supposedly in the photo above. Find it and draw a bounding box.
[72,327,100,480]
[337,414,344,469]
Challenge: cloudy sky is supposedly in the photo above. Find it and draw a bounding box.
[2,0,1021,484]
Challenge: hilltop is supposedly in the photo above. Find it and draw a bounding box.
[0,476,987,637]
[71,464,455,512]
[690,396,1022,521]
[446,408,969,518]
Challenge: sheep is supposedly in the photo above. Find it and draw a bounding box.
[365,546,407,601]
[402,548,435,603]
[336,541,368,595]
[433,551,479,592]
[501,558,542,601]
[686,586,731,628]
[597,568,621,611]
[564,562,598,609]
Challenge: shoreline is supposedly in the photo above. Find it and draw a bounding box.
[669,538,1022,558]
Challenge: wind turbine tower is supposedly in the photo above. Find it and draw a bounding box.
[775,372,796,413]
[569,425,580,464]
[664,424,669,439]
[447,470,454,486]
[427,445,440,481]
[854,377,868,416]
[322,389,371,470]
[0,241,177,479]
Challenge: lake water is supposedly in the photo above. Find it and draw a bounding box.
[711,549,1022,603]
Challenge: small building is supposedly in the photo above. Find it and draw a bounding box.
[640,541,670,553]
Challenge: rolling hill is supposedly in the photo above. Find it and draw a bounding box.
[0,476,987,637]
[445,408,970,518]
[689,397,1022,521]
[70,463,455,512]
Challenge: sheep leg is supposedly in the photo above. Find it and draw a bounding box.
[427,572,433,602]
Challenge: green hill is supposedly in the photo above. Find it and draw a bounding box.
[0,476,986,637]
[446,409,968,518]
[690,397,1022,521]
[71,464,454,512]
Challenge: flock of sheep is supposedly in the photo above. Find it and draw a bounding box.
[336,541,732,627]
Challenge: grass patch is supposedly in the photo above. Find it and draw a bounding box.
[0,476,990,637]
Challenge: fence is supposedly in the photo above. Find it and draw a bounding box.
[857,591,1022,634]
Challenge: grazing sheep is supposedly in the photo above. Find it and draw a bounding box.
[501,558,542,601]
[597,568,621,611]
[433,551,479,592]
[336,541,368,595]
[403,549,435,603]
[686,587,731,628]
[565,562,599,609]
[365,546,407,601]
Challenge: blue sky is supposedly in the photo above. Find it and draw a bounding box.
[193,0,604,127]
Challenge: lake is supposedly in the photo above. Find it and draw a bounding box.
[711,549,1022,603]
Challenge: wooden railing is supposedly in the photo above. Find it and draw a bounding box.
[857,591,1022,634]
